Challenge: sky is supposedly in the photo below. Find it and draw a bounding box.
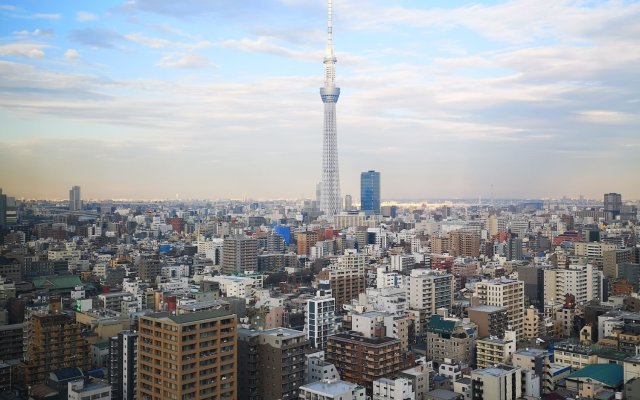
[0,0,639,201]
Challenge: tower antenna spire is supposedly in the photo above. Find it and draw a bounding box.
[319,0,341,218]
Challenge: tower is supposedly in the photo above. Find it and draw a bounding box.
[320,0,341,217]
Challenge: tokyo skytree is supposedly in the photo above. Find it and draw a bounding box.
[319,0,341,218]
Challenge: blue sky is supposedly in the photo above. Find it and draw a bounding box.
[1,0,639,200]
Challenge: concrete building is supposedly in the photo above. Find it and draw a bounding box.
[317,265,366,309]
[222,235,258,274]
[0,323,23,362]
[408,269,455,316]
[373,377,415,400]
[298,231,320,257]
[108,330,137,400]
[307,354,340,384]
[467,305,508,339]
[19,311,90,387]
[448,231,480,259]
[306,282,336,349]
[603,248,634,278]
[238,327,309,400]
[470,365,522,400]
[326,332,405,393]
[298,379,366,399]
[68,380,112,400]
[517,265,545,311]
[512,347,570,394]
[425,315,476,366]
[69,185,82,211]
[399,364,433,400]
[475,331,516,369]
[543,264,602,305]
[474,278,524,340]
[574,242,617,266]
[138,310,237,400]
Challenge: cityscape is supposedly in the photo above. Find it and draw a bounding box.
[1,1,640,400]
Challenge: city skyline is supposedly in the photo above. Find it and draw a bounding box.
[1,0,639,200]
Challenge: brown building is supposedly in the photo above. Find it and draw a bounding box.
[326,332,408,393]
[19,311,90,387]
[238,327,308,400]
[431,235,450,255]
[449,230,480,258]
[468,305,509,339]
[316,267,366,309]
[138,310,237,400]
[603,248,634,279]
[297,231,319,257]
[222,236,258,274]
[0,323,23,362]
[612,278,634,296]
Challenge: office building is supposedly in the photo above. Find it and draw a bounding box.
[69,185,82,211]
[108,330,137,400]
[474,278,524,340]
[407,269,455,315]
[0,323,23,362]
[344,194,353,210]
[306,281,336,349]
[0,188,6,228]
[516,265,545,311]
[326,332,405,393]
[426,315,476,365]
[603,248,634,279]
[238,327,308,400]
[138,310,237,400]
[222,236,258,274]
[360,170,381,215]
[604,192,622,220]
[319,0,342,217]
[574,242,617,267]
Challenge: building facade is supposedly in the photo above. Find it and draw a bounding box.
[360,170,381,215]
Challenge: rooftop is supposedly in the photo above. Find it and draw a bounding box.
[567,364,623,388]
[301,380,361,396]
[468,305,507,313]
[473,365,516,378]
[330,332,400,346]
[144,309,234,324]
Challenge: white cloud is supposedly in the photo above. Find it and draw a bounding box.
[124,32,212,50]
[76,11,97,22]
[64,49,79,59]
[577,110,639,124]
[156,53,213,68]
[0,43,48,58]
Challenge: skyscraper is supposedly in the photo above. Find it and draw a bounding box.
[320,0,341,218]
[69,185,82,211]
[604,192,622,220]
[360,170,381,215]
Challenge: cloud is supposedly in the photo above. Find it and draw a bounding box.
[0,5,18,11]
[17,13,61,20]
[0,43,48,58]
[124,32,212,50]
[64,49,79,59]
[577,110,639,124]
[156,53,213,68]
[68,28,125,49]
[76,11,97,22]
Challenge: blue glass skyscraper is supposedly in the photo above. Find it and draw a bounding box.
[360,170,380,215]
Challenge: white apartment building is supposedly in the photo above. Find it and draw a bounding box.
[306,282,336,350]
[474,278,524,340]
[407,269,454,315]
[543,264,602,305]
[376,267,404,289]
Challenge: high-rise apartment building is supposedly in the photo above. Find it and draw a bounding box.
[604,192,622,220]
[138,310,237,400]
[108,330,137,400]
[449,230,480,258]
[69,185,82,211]
[319,0,342,217]
[344,194,352,210]
[407,269,455,315]
[543,264,602,306]
[306,281,336,349]
[316,265,366,309]
[326,332,405,393]
[222,236,258,274]
[360,170,380,215]
[19,310,90,387]
[474,278,524,340]
[238,327,309,400]
[297,230,319,256]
